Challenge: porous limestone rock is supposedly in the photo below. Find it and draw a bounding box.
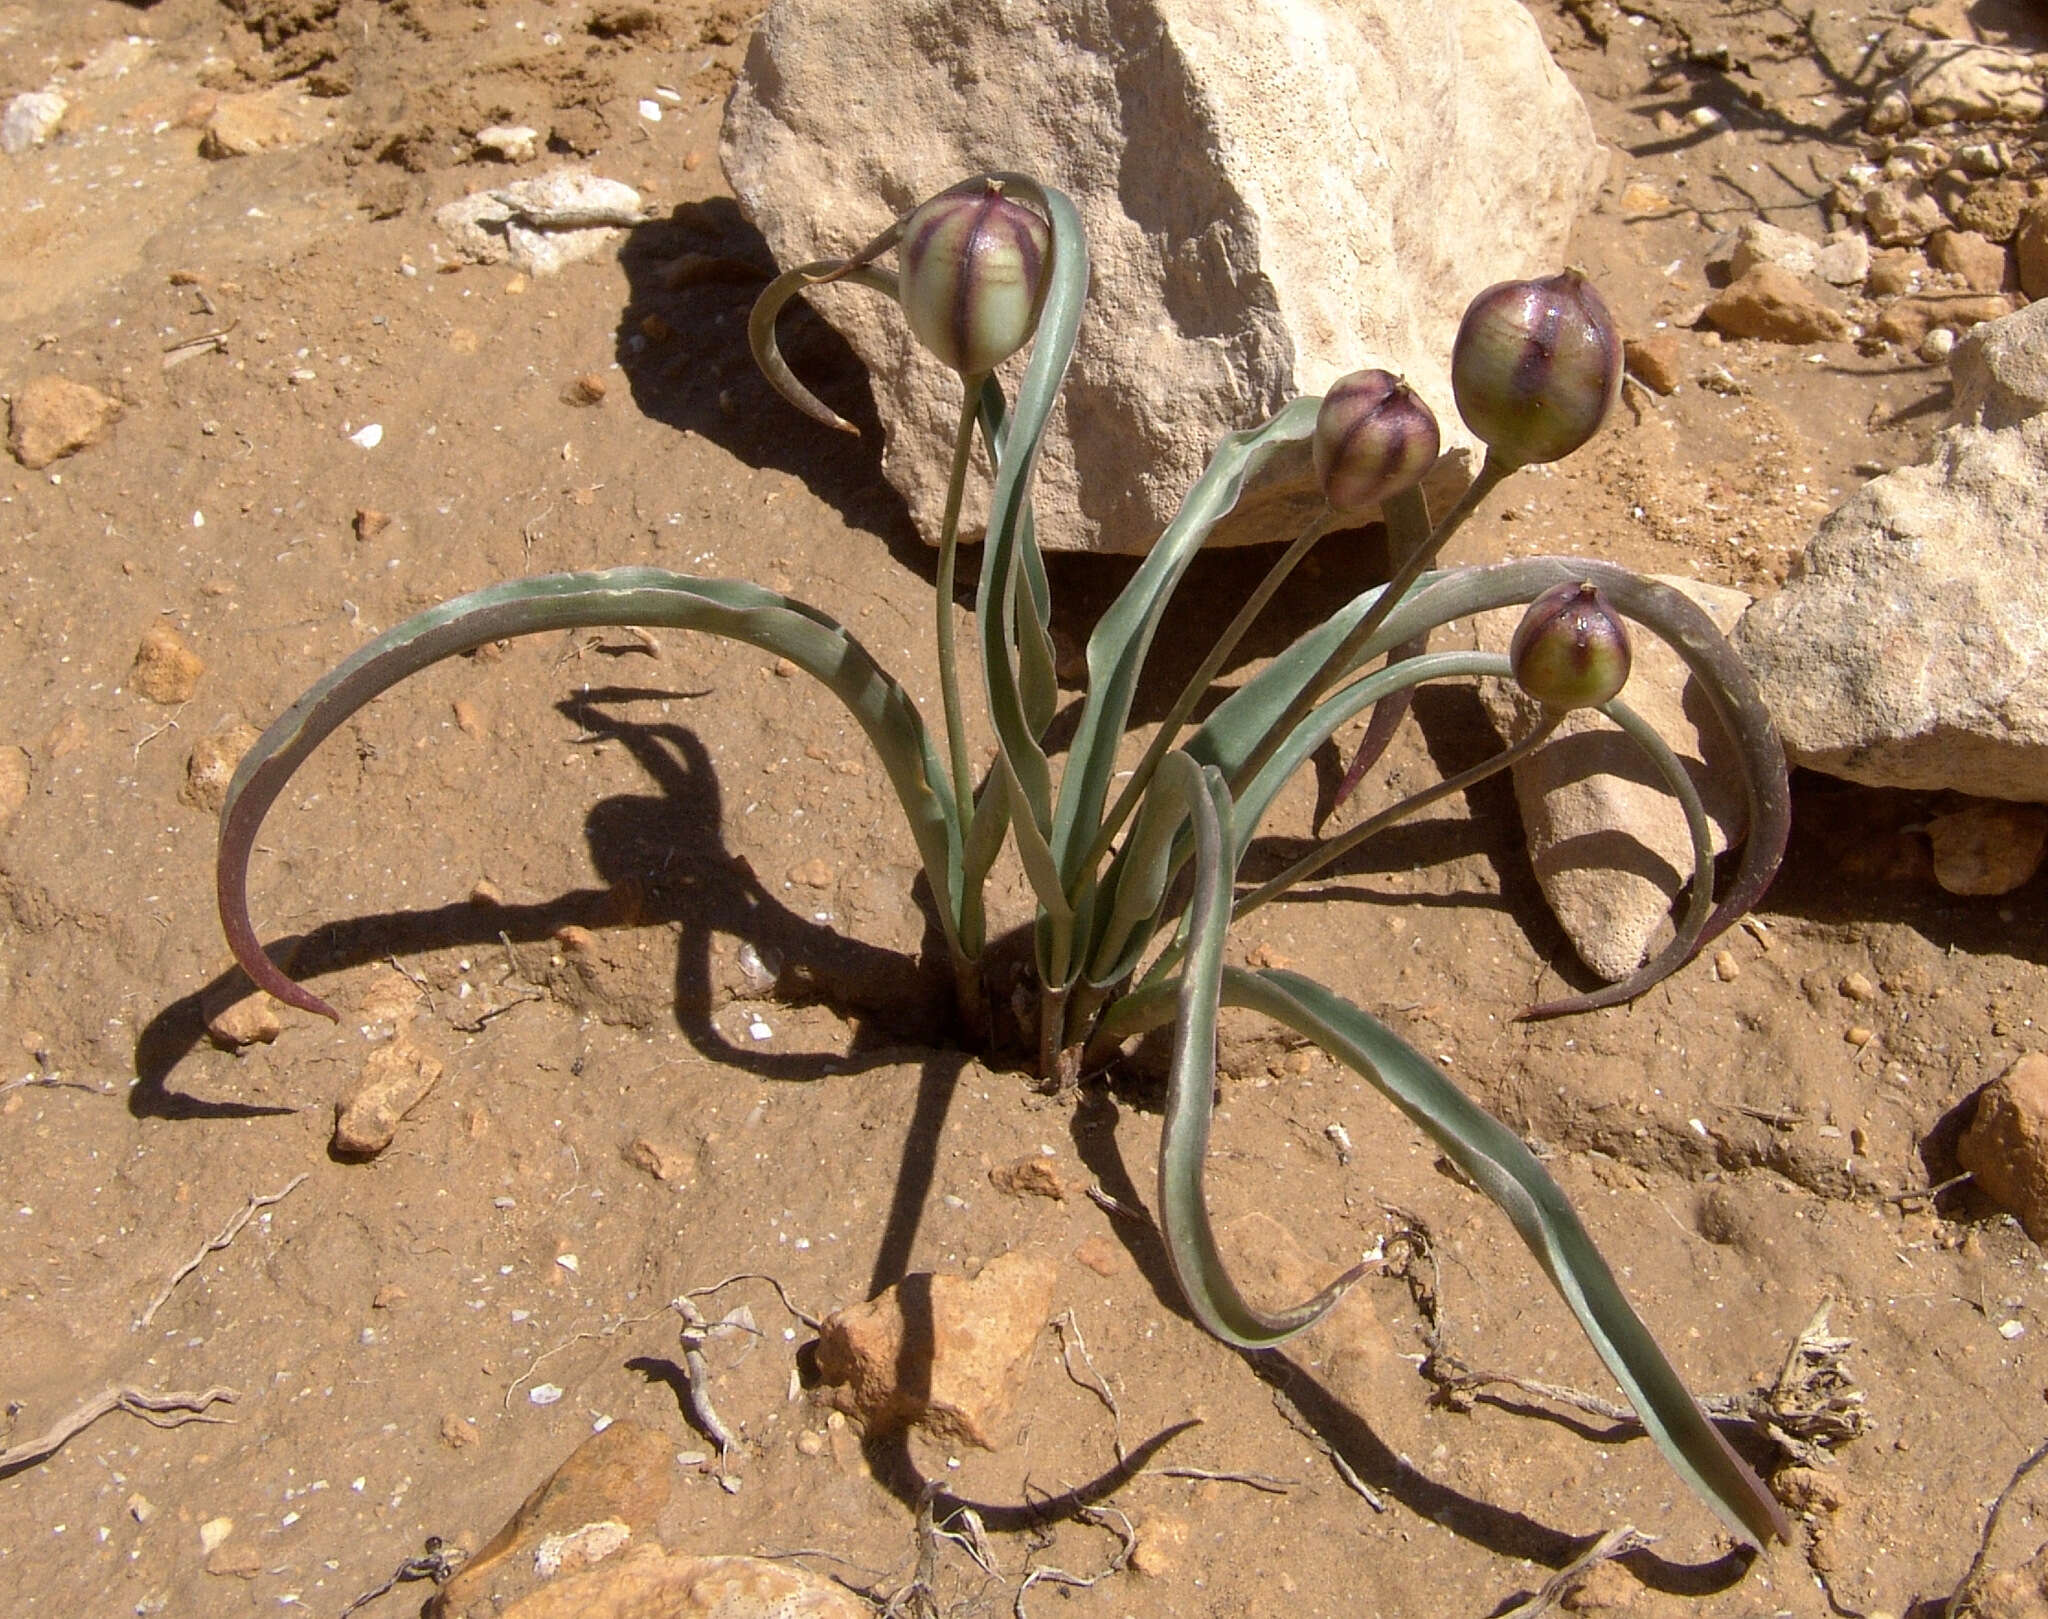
[814,1249,1055,1447]
[1959,1053,2048,1244]
[1949,296,2048,430]
[1474,579,1752,984]
[1734,312,2048,800]
[722,0,1604,553]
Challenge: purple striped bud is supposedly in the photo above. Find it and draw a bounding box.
[897,183,1052,377]
[1311,370,1441,512]
[1510,580,1632,709]
[1452,271,1621,468]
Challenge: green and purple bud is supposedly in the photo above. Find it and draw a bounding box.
[897,182,1052,378]
[1510,580,1632,709]
[1311,370,1441,513]
[1452,271,1621,468]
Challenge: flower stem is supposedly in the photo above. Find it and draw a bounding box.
[935,384,982,814]
[1081,508,1336,876]
[1229,451,1514,796]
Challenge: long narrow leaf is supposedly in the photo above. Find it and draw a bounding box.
[1217,966,1791,1550]
[218,569,962,1020]
[1050,397,1323,888]
[1152,756,1378,1346]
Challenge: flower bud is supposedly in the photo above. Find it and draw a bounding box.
[1451,271,1621,467]
[1311,370,1441,512]
[897,183,1052,377]
[1510,580,1632,709]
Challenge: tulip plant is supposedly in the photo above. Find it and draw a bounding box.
[214,175,1793,1547]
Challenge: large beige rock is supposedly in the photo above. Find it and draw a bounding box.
[723,0,1603,554]
[1734,411,2048,800]
[1474,578,1752,983]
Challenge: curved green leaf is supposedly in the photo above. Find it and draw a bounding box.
[218,569,962,1020]
[1051,396,1323,887]
[1217,966,1791,1550]
[1152,754,1376,1346]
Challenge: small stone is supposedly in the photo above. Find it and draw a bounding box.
[180,723,261,813]
[1559,1557,1641,1612]
[355,965,423,1028]
[1623,335,1682,395]
[1955,179,2031,243]
[206,1542,262,1579]
[1874,293,2014,348]
[1865,250,1926,298]
[1773,1464,1851,1516]
[471,878,505,907]
[1920,327,1957,364]
[133,622,205,705]
[563,373,608,406]
[353,507,391,541]
[1840,971,1877,1002]
[332,1037,443,1157]
[202,978,283,1049]
[452,698,486,739]
[1712,949,1739,982]
[2016,203,2048,303]
[198,1517,234,1554]
[8,375,119,470]
[989,1156,1065,1200]
[1926,802,2048,896]
[1072,1232,1126,1276]
[1845,1025,1875,1047]
[1,90,67,154]
[1929,229,2010,293]
[1861,179,1947,247]
[1130,1514,1189,1578]
[199,93,299,158]
[475,124,540,162]
[1245,940,1293,971]
[1814,231,1871,287]
[441,1412,480,1449]
[623,1136,690,1182]
[1959,1054,2048,1243]
[1702,264,1848,343]
[126,1492,155,1524]
[373,1283,408,1309]
[0,746,31,825]
[814,1250,1057,1448]
[795,1430,827,1456]
[789,857,834,889]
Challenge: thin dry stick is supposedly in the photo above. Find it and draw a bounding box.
[1052,1310,1124,1463]
[687,1270,823,1330]
[501,1306,669,1410]
[0,1385,238,1472]
[135,1173,308,1330]
[1154,1465,1293,1494]
[1013,1504,1136,1619]
[1498,1526,1655,1619]
[1946,1437,2048,1619]
[673,1296,745,1462]
[1270,1385,1386,1511]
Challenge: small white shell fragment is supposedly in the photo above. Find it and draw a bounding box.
[2001,1319,2025,1339]
[528,1382,565,1405]
[349,423,384,449]
[557,1253,580,1273]
[638,99,663,122]
[748,1018,772,1041]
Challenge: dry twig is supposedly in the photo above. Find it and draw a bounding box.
[1053,1310,1124,1463]
[335,1535,467,1618]
[1498,1526,1655,1619]
[1945,1437,2048,1619]
[136,1173,309,1330]
[0,1385,238,1473]
[1013,1504,1136,1618]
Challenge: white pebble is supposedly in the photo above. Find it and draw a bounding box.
[637,99,662,122]
[349,423,384,449]
[529,1383,564,1405]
